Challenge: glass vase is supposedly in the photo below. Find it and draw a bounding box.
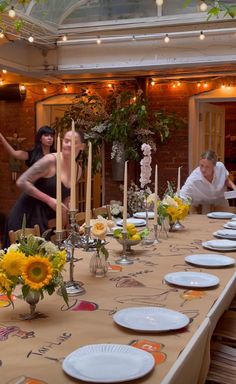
[20,290,41,320]
[169,220,185,232]
[90,249,108,277]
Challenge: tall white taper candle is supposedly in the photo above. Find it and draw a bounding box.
[56,134,62,231]
[85,141,92,226]
[123,161,128,231]
[70,120,76,210]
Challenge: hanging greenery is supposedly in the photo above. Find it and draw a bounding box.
[53,88,186,172]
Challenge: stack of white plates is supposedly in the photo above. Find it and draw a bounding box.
[224,221,236,230]
[133,212,154,219]
[207,212,235,219]
[185,254,235,267]
[116,218,146,227]
[213,229,236,239]
[202,239,236,251]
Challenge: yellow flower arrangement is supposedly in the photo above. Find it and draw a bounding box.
[0,235,68,307]
[159,195,190,223]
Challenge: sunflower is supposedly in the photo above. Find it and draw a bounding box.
[0,272,13,293]
[0,251,27,276]
[22,255,53,290]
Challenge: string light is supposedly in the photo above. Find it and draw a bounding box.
[132,35,136,41]
[43,86,47,93]
[151,80,155,86]
[177,81,181,87]
[64,84,68,92]
[172,83,176,88]
[156,0,163,5]
[221,84,225,89]
[199,31,205,40]
[199,1,208,12]
[0,30,4,39]
[96,36,101,44]
[19,84,26,93]
[203,82,208,88]
[197,82,201,88]
[62,35,67,42]
[2,69,7,74]
[28,35,34,43]
[8,6,16,18]
[108,83,112,88]
[164,34,170,43]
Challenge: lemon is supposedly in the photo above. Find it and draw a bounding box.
[131,234,141,241]
[129,227,138,235]
[127,223,135,230]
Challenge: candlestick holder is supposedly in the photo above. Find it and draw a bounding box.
[153,223,160,245]
[62,209,85,296]
[80,224,98,251]
[115,230,134,265]
[55,230,65,249]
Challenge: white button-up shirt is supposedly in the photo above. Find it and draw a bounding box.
[180,162,228,206]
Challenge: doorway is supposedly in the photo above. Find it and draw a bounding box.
[189,87,236,173]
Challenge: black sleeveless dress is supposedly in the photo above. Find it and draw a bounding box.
[4,175,70,247]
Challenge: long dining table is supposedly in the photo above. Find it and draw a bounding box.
[0,214,236,384]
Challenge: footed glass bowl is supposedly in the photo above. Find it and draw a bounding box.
[115,238,142,252]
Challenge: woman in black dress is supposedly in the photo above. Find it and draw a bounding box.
[0,125,55,167]
[4,129,84,247]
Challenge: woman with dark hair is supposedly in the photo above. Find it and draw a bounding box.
[180,149,236,213]
[4,129,85,247]
[0,125,55,167]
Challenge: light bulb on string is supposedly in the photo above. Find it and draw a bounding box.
[221,83,225,89]
[151,80,155,86]
[28,35,34,43]
[2,69,7,74]
[203,82,208,88]
[199,1,208,12]
[19,84,26,93]
[177,81,181,87]
[62,35,67,42]
[0,30,4,39]
[64,84,68,92]
[108,83,112,88]
[8,6,16,18]
[164,34,170,43]
[96,36,101,44]
[43,86,47,93]
[197,82,201,88]
[199,31,205,40]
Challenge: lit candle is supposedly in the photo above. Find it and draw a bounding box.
[177,166,181,195]
[85,141,92,226]
[154,164,158,223]
[123,161,128,231]
[70,120,76,210]
[56,134,62,231]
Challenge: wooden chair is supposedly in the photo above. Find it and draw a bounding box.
[75,212,87,226]
[9,224,41,244]
[92,205,112,220]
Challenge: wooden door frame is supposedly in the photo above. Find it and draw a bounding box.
[189,87,236,173]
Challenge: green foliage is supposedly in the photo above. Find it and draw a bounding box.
[183,0,236,19]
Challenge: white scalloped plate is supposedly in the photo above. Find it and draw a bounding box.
[113,307,189,332]
[185,254,235,267]
[207,212,235,219]
[164,271,219,288]
[63,344,155,383]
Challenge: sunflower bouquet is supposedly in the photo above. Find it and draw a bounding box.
[0,235,68,307]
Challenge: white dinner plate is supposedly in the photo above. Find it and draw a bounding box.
[202,239,236,250]
[224,224,236,230]
[113,307,190,332]
[185,254,235,267]
[116,218,146,227]
[164,271,220,288]
[224,221,236,229]
[133,212,154,219]
[62,344,155,383]
[207,212,235,219]
[213,229,236,239]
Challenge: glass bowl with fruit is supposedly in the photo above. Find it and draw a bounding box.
[113,223,149,251]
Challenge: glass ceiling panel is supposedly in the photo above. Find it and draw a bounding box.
[17,0,202,27]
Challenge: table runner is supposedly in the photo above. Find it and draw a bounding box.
[0,214,235,384]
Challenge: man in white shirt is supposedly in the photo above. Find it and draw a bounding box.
[180,150,236,213]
